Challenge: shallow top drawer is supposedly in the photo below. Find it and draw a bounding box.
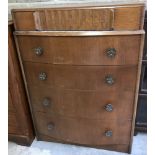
[12,4,145,31]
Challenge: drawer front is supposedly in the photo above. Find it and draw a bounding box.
[29,86,134,120]
[24,62,137,91]
[12,5,144,31]
[17,35,141,65]
[34,112,131,145]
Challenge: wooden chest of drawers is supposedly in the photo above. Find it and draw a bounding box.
[12,3,145,153]
[8,22,34,146]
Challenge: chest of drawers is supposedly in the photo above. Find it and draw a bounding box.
[8,22,34,146]
[12,3,145,153]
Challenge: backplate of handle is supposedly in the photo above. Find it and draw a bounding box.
[105,104,113,112]
[34,47,43,56]
[42,97,51,107]
[105,130,113,137]
[106,48,116,58]
[47,123,54,130]
[39,72,47,81]
[105,75,115,85]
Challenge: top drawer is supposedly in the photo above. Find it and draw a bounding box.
[12,5,145,31]
[16,32,143,65]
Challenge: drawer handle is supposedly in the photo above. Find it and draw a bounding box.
[34,47,43,56]
[105,75,115,85]
[47,123,54,130]
[39,72,47,81]
[105,130,113,137]
[105,104,113,112]
[42,98,51,107]
[106,48,116,58]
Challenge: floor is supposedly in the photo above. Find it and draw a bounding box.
[8,133,146,155]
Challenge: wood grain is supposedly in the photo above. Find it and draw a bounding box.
[14,30,145,36]
[45,8,113,30]
[128,34,145,153]
[24,63,137,91]
[12,5,145,31]
[8,134,34,146]
[12,4,145,152]
[9,78,22,135]
[8,23,34,146]
[114,6,144,30]
[17,35,141,65]
[29,86,135,120]
[37,134,129,152]
[38,133,130,152]
[34,112,132,145]
[13,11,36,31]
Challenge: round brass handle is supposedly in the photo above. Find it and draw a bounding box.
[42,98,51,107]
[39,72,47,81]
[106,48,116,58]
[105,130,113,137]
[47,123,54,130]
[105,104,113,112]
[34,47,43,56]
[105,75,115,85]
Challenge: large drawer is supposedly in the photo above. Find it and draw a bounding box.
[12,5,144,31]
[17,35,141,65]
[29,86,134,120]
[34,112,132,145]
[24,62,137,91]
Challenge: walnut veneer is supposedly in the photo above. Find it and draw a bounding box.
[12,3,145,153]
